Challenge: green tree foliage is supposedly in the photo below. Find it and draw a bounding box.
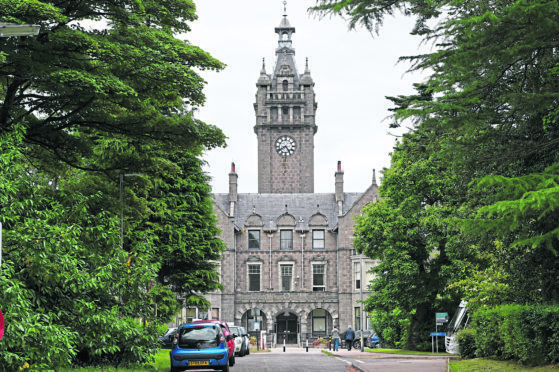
[0,0,225,171]
[311,0,559,351]
[1,0,227,368]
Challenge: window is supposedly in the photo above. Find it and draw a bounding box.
[248,230,261,250]
[355,307,361,331]
[312,263,325,292]
[312,230,325,249]
[280,264,293,291]
[280,230,293,250]
[282,106,289,120]
[212,308,220,320]
[293,106,301,120]
[248,264,261,292]
[271,107,278,120]
[311,309,326,334]
[282,80,288,91]
[354,261,361,290]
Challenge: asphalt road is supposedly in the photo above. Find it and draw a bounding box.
[171,346,450,372]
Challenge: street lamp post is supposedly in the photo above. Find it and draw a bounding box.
[0,23,40,37]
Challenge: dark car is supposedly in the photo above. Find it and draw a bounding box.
[170,323,232,372]
[352,329,378,349]
[193,320,236,367]
[159,327,177,349]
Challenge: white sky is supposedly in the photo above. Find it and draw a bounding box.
[188,0,428,194]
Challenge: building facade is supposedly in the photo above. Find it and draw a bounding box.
[205,8,378,345]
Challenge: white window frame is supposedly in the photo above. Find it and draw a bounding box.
[247,263,261,292]
[279,262,294,291]
[312,262,326,292]
[354,261,361,291]
[312,229,325,249]
[280,229,293,250]
[248,230,261,250]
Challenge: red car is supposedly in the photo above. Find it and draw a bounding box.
[193,320,235,367]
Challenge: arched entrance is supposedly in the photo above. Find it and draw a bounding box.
[275,312,298,344]
[241,308,267,333]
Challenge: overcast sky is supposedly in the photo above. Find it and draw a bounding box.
[187,0,428,194]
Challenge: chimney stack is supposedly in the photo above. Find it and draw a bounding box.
[229,162,238,216]
[335,161,344,216]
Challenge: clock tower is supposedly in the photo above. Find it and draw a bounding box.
[254,4,317,194]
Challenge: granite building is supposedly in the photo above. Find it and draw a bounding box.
[204,7,378,345]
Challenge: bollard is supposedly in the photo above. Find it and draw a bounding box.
[306,339,308,352]
[329,340,331,351]
[283,337,286,352]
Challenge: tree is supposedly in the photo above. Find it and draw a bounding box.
[0,0,226,173]
[1,0,228,368]
[311,0,559,348]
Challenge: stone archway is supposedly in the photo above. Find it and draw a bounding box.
[240,308,268,333]
[275,311,298,344]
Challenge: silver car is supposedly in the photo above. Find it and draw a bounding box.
[228,325,250,357]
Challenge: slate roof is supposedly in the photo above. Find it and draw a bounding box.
[213,192,363,230]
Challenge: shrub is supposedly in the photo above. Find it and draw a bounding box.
[470,304,559,366]
[456,328,476,359]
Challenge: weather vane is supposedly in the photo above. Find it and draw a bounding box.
[283,1,287,15]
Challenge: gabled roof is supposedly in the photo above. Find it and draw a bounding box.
[213,192,363,230]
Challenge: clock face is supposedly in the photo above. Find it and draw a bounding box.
[275,135,296,157]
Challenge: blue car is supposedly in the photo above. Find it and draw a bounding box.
[170,323,233,372]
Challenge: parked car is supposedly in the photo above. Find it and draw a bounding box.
[170,322,232,372]
[352,329,378,349]
[368,333,380,348]
[193,320,235,367]
[159,327,177,349]
[228,325,250,356]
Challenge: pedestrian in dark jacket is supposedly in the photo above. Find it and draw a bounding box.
[344,325,355,351]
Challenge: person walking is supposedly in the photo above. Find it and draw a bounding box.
[331,325,340,351]
[344,325,355,351]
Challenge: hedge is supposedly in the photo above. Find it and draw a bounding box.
[458,304,559,365]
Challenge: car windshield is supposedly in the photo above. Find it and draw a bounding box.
[229,326,240,336]
[178,326,221,349]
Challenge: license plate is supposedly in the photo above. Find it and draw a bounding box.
[189,361,209,366]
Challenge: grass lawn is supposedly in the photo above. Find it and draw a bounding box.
[364,348,453,356]
[60,349,170,372]
[449,358,559,371]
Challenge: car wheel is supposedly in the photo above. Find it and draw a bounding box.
[170,362,179,372]
[229,355,235,367]
[221,362,230,372]
[353,339,361,349]
[246,342,250,355]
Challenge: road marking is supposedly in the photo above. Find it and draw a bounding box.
[335,357,351,365]
[355,360,365,364]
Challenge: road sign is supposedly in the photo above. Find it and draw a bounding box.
[0,309,4,341]
[435,313,449,322]
[430,332,446,337]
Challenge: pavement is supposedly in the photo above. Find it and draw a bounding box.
[261,344,455,372]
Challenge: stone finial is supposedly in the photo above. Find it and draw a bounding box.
[372,168,377,186]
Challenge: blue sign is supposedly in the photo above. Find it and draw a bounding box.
[430,332,446,337]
